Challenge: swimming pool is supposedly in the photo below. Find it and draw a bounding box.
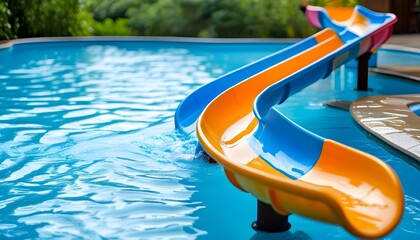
[0,38,419,239]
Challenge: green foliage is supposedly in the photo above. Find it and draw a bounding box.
[0,0,363,40]
[2,0,89,39]
[340,0,361,6]
[123,0,361,38]
[127,0,198,36]
[71,10,134,36]
[126,0,317,38]
[0,1,14,39]
[87,0,142,21]
[90,18,134,36]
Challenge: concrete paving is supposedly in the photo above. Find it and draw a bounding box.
[386,34,420,49]
[377,34,420,81]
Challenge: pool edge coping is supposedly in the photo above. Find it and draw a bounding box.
[0,36,301,50]
[350,95,420,162]
[381,44,420,54]
[1,36,419,54]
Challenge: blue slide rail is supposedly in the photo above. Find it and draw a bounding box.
[175,37,321,135]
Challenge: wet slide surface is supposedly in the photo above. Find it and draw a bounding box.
[174,34,320,135]
[176,5,404,238]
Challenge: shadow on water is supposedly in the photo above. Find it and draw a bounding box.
[250,230,312,240]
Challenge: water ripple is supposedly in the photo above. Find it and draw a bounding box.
[1,41,418,239]
[0,42,221,239]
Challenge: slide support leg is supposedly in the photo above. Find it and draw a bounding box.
[251,200,291,232]
[356,51,371,91]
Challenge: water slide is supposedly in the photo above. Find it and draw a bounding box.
[174,30,318,135]
[175,5,404,238]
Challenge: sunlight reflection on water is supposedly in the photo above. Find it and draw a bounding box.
[0,40,418,239]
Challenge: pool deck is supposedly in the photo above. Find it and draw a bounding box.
[386,33,420,49]
[351,33,420,162]
[351,95,420,162]
[379,34,420,80]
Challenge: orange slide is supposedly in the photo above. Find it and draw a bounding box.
[194,5,403,239]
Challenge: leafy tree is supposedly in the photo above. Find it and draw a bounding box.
[0,1,14,39]
[2,0,87,39]
[126,0,318,38]
[87,0,142,22]
[127,0,189,36]
[0,0,362,40]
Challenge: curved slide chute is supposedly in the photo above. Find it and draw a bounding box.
[175,35,322,135]
[177,5,404,238]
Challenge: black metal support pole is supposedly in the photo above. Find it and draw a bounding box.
[251,200,291,233]
[356,51,372,91]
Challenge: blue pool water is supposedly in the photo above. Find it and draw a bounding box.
[0,39,419,239]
